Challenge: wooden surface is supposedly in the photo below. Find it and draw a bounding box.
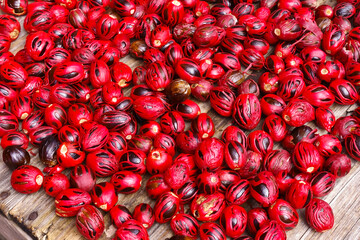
[1,3,360,240]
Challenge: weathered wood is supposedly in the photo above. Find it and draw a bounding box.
[1,1,360,239]
[0,213,33,240]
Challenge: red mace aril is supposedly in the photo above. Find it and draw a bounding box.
[260,94,286,116]
[255,220,286,240]
[329,79,358,105]
[305,198,334,232]
[332,116,360,142]
[10,95,34,120]
[324,154,351,178]
[195,138,224,171]
[302,84,335,108]
[81,121,109,150]
[150,25,172,48]
[43,173,70,197]
[318,60,345,83]
[162,0,184,26]
[164,161,190,189]
[69,165,96,192]
[90,182,118,212]
[146,147,173,175]
[29,126,57,147]
[322,24,346,55]
[86,149,118,177]
[277,76,305,102]
[109,205,132,228]
[191,192,225,222]
[199,222,226,240]
[247,130,274,157]
[146,174,171,199]
[0,60,27,89]
[57,142,85,168]
[25,31,54,61]
[76,205,104,240]
[50,84,76,108]
[209,86,236,117]
[250,171,279,207]
[154,192,180,223]
[11,165,43,194]
[174,180,198,204]
[224,140,247,170]
[0,15,20,40]
[111,170,142,194]
[225,179,250,205]
[102,82,123,105]
[174,99,201,120]
[111,62,132,88]
[286,180,313,209]
[170,213,199,238]
[99,110,131,132]
[292,142,323,174]
[247,208,269,236]
[44,104,67,129]
[191,79,213,102]
[220,204,247,238]
[262,114,287,142]
[133,96,166,121]
[239,151,262,179]
[128,135,153,154]
[258,73,280,94]
[310,171,336,197]
[314,134,342,157]
[133,203,155,229]
[146,61,173,92]
[274,19,302,41]
[89,60,110,88]
[191,113,215,139]
[275,171,295,194]
[263,149,292,176]
[282,99,315,127]
[193,25,225,48]
[53,61,85,85]
[119,150,146,174]
[315,107,336,132]
[175,130,202,154]
[67,103,92,127]
[114,220,149,240]
[1,131,28,149]
[22,110,44,135]
[197,170,220,194]
[238,78,260,96]
[268,199,299,231]
[233,93,261,130]
[55,188,91,218]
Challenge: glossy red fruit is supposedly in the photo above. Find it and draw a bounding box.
[225,179,250,205]
[315,107,336,132]
[195,138,224,171]
[69,165,96,192]
[282,99,315,127]
[111,171,142,194]
[57,142,85,168]
[164,161,190,190]
[248,130,274,157]
[258,72,280,94]
[247,208,269,236]
[44,104,67,129]
[322,24,346,55]
[262,114,287,142]
[109,205,132,228]
[239,151,262,179]
[22,110,44,135]
[55,188,91,218]
[146,174,171,199]
[89,60,110,88]
[191,192,225,222]
[111,62,132,88]
[50,84,76,108]
[119,150,146,174]
[255,220,286,240]
[209,86,235,117]
[324,154,351,178]
[329,79,358,105]
[43,173,70,197]
[286,180,313,209]
[133,203,155,229]
[191,113,215,139]
[170,213,199,238]
[199,222,226,240]
[173,99,200,120]
[220,204,247,238]
[1,131,28,149]
[310,171,336,197]
[146,147,172,175]
[221,125,247,148]
[114,219,149,240]
[250,171,279,207]
[175,58,202,84]
[223,140,247,170]
[86,149,118,177]
[293,142,323,174]
[80,122,109,152]
[174,180,198,204]
[175,130,201,154]
[263,150,292,176]
[268,199,299,231]
[305,198,334,232]
[0,60,27,88]
[90,182,118,211]
[314,134,342,157]
[196,170,219,194]
[76,205,104,240]
[11,165,43,194]
[10,95,33,121]
[154,192,180,223]
[133,96,166,120]
[29,126,57,147]
[233,94,261,130]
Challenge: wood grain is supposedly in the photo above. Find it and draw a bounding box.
[1,1,360,239]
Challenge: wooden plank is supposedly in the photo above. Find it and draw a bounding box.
[0,213,33,240]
